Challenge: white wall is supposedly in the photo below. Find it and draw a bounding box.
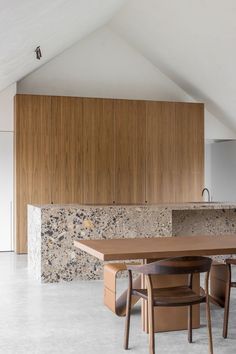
[0,83,16,251]
[210,141,236,202]
[205,111,236,140]
[0,83,16,132]
[204,143,212,195]
[0,132,13,251]
[18,26,192,101]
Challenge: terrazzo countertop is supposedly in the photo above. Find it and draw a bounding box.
[31,202,236,210]
[28,202,236,283]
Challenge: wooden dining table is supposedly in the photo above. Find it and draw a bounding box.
[74,235,236,333]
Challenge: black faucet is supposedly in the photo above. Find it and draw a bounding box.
[202,188,211,202]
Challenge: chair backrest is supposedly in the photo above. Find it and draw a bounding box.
[127,256,212,276]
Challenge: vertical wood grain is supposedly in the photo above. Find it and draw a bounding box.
[114,100,146,204]
[14,95,204,253]
[15,94,51,253]
[146,101,176,203]
[146,101,204,203]
[83,98,114,204]
[51,96,83,204]
[175,103,204,202]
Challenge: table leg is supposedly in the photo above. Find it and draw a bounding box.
[104,264,141,316]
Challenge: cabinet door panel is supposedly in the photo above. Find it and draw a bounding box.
[114,100,146,204]
[146,102,204,203]
[175,103,204,174]
[15,94,51,253]
[146,102,176,203]
[175,103,204,202]
[83,98,114,204]
[51,97,83,204]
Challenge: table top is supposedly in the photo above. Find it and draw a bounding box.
[74,235,236,261]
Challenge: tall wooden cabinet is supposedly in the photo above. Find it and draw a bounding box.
[146,102,204,203]
[83,98,114,204]
[174,103,204,202]
[114,100,146,204]
[15,95,52,253]
[51,97,83,203]
[14,95,204,253]
[146,102,176,203]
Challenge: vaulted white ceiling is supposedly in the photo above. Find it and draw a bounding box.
[110,0,236,131]
[0,0,125,92]
[2,0,236,132]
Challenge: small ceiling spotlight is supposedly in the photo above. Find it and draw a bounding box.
[35,46,42,60]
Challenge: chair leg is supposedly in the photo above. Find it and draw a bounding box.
[124,287,132,349]
[223,264,231,339]
[188,305,193,343]
[206,297,214,354]
[148,301,155,354]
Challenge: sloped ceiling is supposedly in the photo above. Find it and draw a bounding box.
[109,0,236,131]
[18,26,192,102]
[0,0,125,92]
[3,0,236,133]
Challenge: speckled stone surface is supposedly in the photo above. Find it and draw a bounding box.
[172,209,236,236]
[28,206,41,281]
[172,208,236,262]
[28,203,236,283]
[28,205,172,282]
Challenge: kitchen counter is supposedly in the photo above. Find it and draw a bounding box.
[28,202,236,283]
[30,202,236,210]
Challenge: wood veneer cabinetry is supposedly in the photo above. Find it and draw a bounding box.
[14,95,52,253]
[146,102,176,203]
[174,103,204,202]
[114,100,146,204]
[83,98,114,204]
[51,96,83,203]
[14,95,204,253]
[146,102,204,203]
[15,95,84,253]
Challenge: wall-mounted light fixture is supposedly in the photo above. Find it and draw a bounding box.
[35,46,42,60]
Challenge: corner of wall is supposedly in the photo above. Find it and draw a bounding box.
[205,110,236,140]
[0,83,17,132]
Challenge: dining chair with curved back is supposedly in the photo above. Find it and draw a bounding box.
[124,256,213,354]
[223,258,236,338]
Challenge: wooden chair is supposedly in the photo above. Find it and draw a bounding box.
[223,259,236,338]
[124,256,213,354]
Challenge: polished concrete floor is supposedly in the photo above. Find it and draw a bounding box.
[0,253,236,354]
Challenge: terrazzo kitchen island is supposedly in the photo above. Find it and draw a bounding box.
[28,202,236,283]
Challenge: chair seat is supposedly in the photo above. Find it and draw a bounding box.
[132,286,206,307]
